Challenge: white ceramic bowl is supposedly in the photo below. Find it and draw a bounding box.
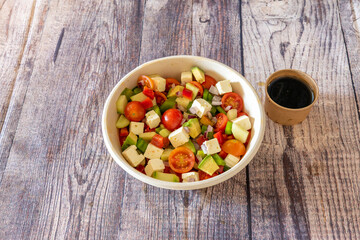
[102,55,265,190]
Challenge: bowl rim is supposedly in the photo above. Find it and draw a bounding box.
[102,55,266,190]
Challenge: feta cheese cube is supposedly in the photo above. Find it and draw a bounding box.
[145,110,161,129]
[232,115,251,130]
[224,154,240,168]
[216,80,232,95]
[122,145,145,167]
[145,159,165,176]
[150,75,166,92]
[189,99,212,118]
[182,172,199,182]
[201,138,221,155]
[181,71,193,85]
[168,127,190,148]
[129,122,144,135]
[144,143,164,159]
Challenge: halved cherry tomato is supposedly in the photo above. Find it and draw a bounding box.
[143,86,154,99]
[214,131,224,145]
[199,170,218,180]
[140,97,153,109]
[190,81,203,97]
[161,109,183,131]
[155,91,167,105]
[182,88,193,100]
[136,164,145,174]
[214,113,228,132]
[138,75,155,89]
[124,101,145,122]
[218,150,228,159]
[221,92,244,113]
[166,78,180,91]
[222,139,246,157]
[238,112,249,117]
[196,135,207,146]
[119,128,129,137]
[202,75,217,89]
[150,134,170,148]
[168,147,195,173]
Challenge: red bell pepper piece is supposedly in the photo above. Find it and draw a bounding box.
[182,88,193,100]
[140,97,153,109]
[136,164,145,174]
[143,86,154,99]
[196,135,207,146]
[218,150,228,159]
[119,128,129,137]
[150,134,170,148]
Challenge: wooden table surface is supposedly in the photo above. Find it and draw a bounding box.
[1,0,360,239]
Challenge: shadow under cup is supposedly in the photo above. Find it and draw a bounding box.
[264,69,319,125]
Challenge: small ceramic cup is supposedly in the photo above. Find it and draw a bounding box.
[264,69,319,125]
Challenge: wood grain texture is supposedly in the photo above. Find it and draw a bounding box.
[0,0,360,239]
[242,0,360,239]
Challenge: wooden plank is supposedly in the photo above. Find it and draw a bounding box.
[338,0,360,119]
[0,0,144,239]
[241,0,360,239]
[117,1,249,239]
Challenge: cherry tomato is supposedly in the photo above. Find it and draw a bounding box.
[138,75,155,89]
[166,78,180,91]
[190,81,203,97]
[168,147,195,173]
[124,101,145,122]
[199,170,218,180]
[238,112,249,117]
[214,131,224,145]
[150,134,170,148]
[214,113,228,132]
[221,92,244,113]
[202,75,217,89]
[222,139,246,157]
[161,109,183,131]
[155,91,167,105]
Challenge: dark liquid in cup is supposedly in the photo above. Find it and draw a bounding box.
[267,77,314,109]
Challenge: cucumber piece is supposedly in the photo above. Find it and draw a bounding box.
[159,97,176,113]
[216,106,226,114]
[167,85,184,97]
[198,155,219,175]
[196,150,206,158]
[132,87,142,94]
[185,118,201,138]
[227,109,237,120]
[232,123,249,143]
[130,92,147,102]
[136,138,149,153]
[225,121,233,135]
[185,83,199,100]
[186,100,194,111]
[152,171,179,182]
[116,95,128,114]
[155,127,163,133]
[116,115,130,128]
[159,128,171,138]
[203,89,209,101]
[212,154,226,166]
[223,165,231,172]
[180,140,196,154]
[152,105,161,117]
[121,132,138,151]
[191,66,205,83]
[161,148,173,161]
[121,88,134,101]
[139,132,156,141]
[207,93,213,103]
[176,97,191,109]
